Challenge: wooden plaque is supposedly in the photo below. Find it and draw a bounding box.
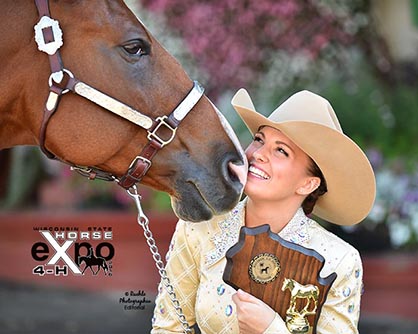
[223,224,337,334]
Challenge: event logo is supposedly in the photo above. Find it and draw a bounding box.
[31,227,114,277]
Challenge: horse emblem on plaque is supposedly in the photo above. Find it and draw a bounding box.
[282,278,320,333]
[223,224,337,334]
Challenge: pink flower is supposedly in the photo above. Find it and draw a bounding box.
[139,0,360,97]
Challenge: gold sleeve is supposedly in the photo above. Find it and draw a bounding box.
[316,249,363,334]
[263,313,291,334]
[151,220,200,333]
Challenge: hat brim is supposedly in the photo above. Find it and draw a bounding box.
[232,89,376,226]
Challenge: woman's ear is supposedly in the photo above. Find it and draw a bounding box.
[296,176,321,196]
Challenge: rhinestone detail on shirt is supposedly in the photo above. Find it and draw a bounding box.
[205,202,244,266]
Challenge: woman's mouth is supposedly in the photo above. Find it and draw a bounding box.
[248,164,271,180]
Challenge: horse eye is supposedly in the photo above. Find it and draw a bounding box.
[122,40,148,56]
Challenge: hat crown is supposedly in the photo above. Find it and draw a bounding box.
[269,90,343,133]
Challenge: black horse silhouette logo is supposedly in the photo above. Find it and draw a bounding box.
[77,247,109,275]
[260,266,270,274]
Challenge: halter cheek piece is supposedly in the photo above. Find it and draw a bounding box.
[33,0,204,190]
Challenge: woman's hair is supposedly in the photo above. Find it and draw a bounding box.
[302,158,328,215]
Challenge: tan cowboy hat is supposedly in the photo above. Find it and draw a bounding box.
[232,88,376,226]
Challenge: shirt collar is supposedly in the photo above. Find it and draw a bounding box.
[205,200,245,266]
[278,207,312,246]
[205,202,312,266]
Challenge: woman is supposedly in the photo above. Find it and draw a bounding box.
[151,89,376,334]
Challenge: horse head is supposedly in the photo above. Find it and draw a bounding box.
[77,256,86,266]
[282,278,293,291]
[0,0,247,222]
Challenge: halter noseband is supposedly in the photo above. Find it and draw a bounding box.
[33,0,204,190]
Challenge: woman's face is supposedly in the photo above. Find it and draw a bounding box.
[244,126,317,203]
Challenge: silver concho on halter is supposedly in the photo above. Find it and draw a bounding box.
[34,16,63,55]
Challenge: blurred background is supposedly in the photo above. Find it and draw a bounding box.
[1,0,418,333]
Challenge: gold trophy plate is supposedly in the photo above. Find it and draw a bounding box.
[223,224,337,334]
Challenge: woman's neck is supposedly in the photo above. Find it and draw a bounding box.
[245,198,301,233]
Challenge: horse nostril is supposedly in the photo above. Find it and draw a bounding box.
[227,162,239,183]
[227,160,248,189]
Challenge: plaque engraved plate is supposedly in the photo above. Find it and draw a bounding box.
[249,253,281,284]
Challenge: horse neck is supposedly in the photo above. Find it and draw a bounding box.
[0,93,40,149]
[0,2,44,150]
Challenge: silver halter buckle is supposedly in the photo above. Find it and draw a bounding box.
[147,116,177,147]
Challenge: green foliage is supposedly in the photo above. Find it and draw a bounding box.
[322,67,418,162]
[0,147,45,209]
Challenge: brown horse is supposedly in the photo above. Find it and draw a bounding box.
[0,0,247,222]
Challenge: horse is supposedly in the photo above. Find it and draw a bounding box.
[0,0,247,222]
[282,278,320,315]
[260,266,270,274]
[78,255,109,276]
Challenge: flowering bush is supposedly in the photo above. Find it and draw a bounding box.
[367,150,418,249]
[138,0,378,97]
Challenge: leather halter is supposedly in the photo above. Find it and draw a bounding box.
[33,0,204,190]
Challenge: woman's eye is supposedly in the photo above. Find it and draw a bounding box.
[123,40,148,56]
[277,147,289,157]
[253,136,263,144]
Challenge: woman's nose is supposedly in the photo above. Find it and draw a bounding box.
[252,147,268,162]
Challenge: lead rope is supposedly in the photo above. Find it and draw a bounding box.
[127,186,193,334]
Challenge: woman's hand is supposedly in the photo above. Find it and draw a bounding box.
[232,289,276,334]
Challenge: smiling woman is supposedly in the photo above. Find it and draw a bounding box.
[152,89,376,334]
[0,0,247,222]
[243,126,328,226]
